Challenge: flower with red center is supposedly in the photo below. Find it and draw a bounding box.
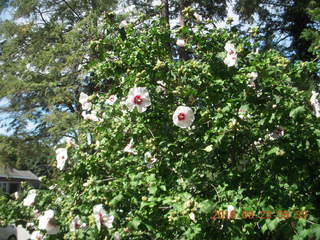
[70,215,86,232]
[227,205,235,219]
[93,204,114,231]
[144,152,157,168]
[224,41,237,67]
[38,210,59,235]
[172,106,195,128]
[125,87,151,113]
[268,126,284,140]
[123,138,138,155]
[56,148,68,170]
[106,94,118,105]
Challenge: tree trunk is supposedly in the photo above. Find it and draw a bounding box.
[178,0,190,60]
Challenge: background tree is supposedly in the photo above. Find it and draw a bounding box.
[0,0,118,146]
[0,135,52,176]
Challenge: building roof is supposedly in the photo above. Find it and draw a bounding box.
[0,168,39,181]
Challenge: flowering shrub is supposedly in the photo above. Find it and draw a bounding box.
[1,13,320,239]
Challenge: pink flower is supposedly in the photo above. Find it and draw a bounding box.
[106,95,118,105]
[172,106,195,128]
[144,152,157,168]
[248,72,258,88]
[70,215,86,232]
[79,92,92,111]
[176,39,186,47]
[30,231,44,240]
[224,41,237,67]
[124,138,138,155]
[93,204,114,231]
[269,126,284,140]
[38,210,59,235]
[227,205,235,219]
[125,87,151,113]
[79,92,89,105]
[56,148,68,170]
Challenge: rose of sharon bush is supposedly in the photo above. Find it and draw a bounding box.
[1,14,320,240]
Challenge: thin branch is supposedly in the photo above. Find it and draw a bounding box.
[36,7,48,25]
[61,0,81,20]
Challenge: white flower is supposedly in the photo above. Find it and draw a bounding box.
[13,191,20,200]
[156,81,166,93]
[254,138,263,146]
[248,72,258,88]
[106,95,118,105]
[269,126,284,140]
[227,205,235,219]
[81,101,92,111]
[82,111,101,122]
[23,189,37,206]
[56,148,68,170]
[310,91,320,118]
[144,152,157,168]
[70,215,86,232]
[152,0,162,7]
[93,204,114,231]
[119,20,128,28]
[238,108,251,120]
[30,231,44,240]
[26,222,35,228]
[193,12,202,22]
[224,41,237,67]
[38,210,60,235]
[125,87,151,113]
[224,41,236,54]
[124,138,137,155]
[172,106,195,128]
[82,111,90,120]
[176,39,186,47]
[88,110,100,122]
[48,184,57,190]
[79,92,89,105]
[79,92,92,110]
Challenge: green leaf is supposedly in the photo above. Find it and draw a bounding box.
[289,106,305,119]
[128,217,141,230]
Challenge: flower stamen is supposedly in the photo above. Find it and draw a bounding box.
[178,113,186,121]
[133,95,143,105]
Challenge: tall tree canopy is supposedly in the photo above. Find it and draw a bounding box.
[0,0,117,145]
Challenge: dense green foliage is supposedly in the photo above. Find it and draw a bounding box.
[0,135,52,176]
[1,12,320,239]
